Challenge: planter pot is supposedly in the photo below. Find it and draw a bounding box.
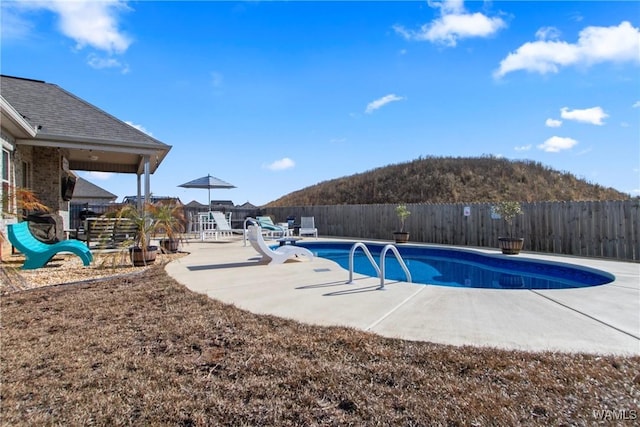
[498,237,524,255]
[159,238,180,253]
[129,245,158,266]
[393,231,410,244]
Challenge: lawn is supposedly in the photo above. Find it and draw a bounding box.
[1,261,638,425]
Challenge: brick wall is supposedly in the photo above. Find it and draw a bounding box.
[13,145,32,189]
[2,138,71,258]
[31,147,64,212]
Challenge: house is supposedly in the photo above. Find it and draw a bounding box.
[66,177,119,230]
[122,196,182,206]
[184,200,208,210]
[71,176,118,205]
[237,201,258,209]
[210,200,235,210]
[1,75,172,255]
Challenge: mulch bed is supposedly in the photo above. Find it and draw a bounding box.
[0,250,183,294]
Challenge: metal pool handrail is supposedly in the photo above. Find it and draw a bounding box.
[379,244,412,290]
[346,242,380,284]
[346,242,412,289]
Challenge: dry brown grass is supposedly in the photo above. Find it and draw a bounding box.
[2,259,639,426]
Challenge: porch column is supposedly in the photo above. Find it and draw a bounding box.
[136,174,142,211]
[144,155,150,206]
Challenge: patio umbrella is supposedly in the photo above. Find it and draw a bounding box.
[178,174,236,209]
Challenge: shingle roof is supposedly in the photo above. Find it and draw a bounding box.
[0,75,171,174]
[210,200,235,207]
[122,196,183,205]
[72,177,118,201]
[185,200,208,208]
[237,201,258,209]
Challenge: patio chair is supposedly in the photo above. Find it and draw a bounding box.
[210,211,246,240]
[299,216,318,239]
[7,221,93,270]
[197,211,217,240]
[247,225,313,265]
[256,216,286,238]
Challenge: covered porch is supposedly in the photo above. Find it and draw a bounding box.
[1,75,172,238]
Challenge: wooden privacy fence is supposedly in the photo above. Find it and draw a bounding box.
[264,200,640,262]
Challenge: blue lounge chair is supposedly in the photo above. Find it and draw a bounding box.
[256,216,285,238]
[6,222,93,270]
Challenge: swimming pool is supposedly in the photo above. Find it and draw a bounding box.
[296,241,615,290]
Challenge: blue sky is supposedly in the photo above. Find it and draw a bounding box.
[2,1,639,206]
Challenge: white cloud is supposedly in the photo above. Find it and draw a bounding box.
[535,26,561,41]
[125,121,153,136]
[560,106,608,125]
[84,171,113,180]
[545,118,562,128]
[495,40,580,77]
[393,0,506,47]
[514,144,532,151]
[87,53,129,73]
[431,0,465,15]
[330,137,347,144]
[537,136,578,152]
[0,4,34,40]
[264,157,295,171]
[495,21,640,78]
[633,101,640,108]
[25,0,133,53]
[569,12,584,23]
[576,147,593,156]
[9,0,132,72]
[365,94,405,114]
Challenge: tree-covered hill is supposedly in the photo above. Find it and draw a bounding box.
[266,156,629,207]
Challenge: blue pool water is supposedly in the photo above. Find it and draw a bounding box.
[297,242,615,290]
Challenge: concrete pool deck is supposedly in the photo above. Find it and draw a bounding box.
[164,237,640,356]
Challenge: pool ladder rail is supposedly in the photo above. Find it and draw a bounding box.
[346,242,412,290]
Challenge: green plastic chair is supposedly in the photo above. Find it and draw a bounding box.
[6,222,93,270]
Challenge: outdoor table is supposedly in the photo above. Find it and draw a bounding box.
[277,237,303,246]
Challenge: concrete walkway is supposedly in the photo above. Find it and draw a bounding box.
[165,237,640,355]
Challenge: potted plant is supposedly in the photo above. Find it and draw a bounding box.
[113,204,158,266]
[493,201,524,255]
[148,202,186,253]
[392,204,411,244]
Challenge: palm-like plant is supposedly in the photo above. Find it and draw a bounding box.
[147,202,186,252]
[111,204,155,252]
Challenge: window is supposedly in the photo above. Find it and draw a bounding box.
[21,160,32,189]
[1,147,11,213]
